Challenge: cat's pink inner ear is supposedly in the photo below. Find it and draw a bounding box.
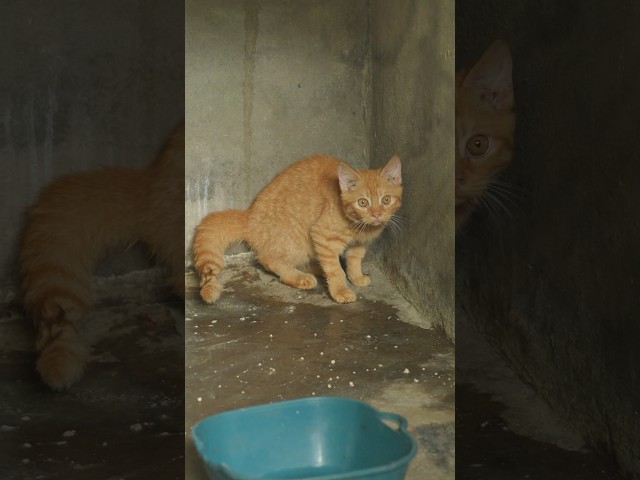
[464,40,513,111]
[381,155,402,185]
[338,162,360,192]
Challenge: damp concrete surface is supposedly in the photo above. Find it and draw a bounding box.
[185,254,455,480]
[0,269,184,480]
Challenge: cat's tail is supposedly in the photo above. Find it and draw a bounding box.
[192,209,248,303]
[20,169,142,390]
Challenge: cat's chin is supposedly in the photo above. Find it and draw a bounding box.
[367,220,385,227]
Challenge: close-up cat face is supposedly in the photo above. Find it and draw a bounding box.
[455,41,515,228]
[338,156,403,227]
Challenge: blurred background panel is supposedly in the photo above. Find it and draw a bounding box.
[456,1,640,478]
[0,1,184,479]
[0,0,184,281]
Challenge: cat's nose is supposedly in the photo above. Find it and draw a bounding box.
[372,211,382,219]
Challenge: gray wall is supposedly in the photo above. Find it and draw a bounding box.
[0,1,184,284]
[456,0,640,475]
[185,0,454,334]
[370,0,455,337]
[185,0,371,256]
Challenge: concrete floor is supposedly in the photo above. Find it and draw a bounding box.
[185,254,455,480]
[3,254,622,478]
[0,269,184,480]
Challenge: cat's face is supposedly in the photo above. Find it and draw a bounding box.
[338,155,402,227]
[456,41,515,228]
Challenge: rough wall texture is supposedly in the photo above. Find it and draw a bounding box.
[0,1,184,284]
[185,0,371,259]
[370,0,455,337]
[456,0,640,475]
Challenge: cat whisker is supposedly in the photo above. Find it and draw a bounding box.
[391,214,406,228]
[486,182,523,215]
[488,183,522,202]
[477,193,505,234]
[490,178,524,192]
[350,221,368,236]
[385,214,404,239]
[481,188,518,235]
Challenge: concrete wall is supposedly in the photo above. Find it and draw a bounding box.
[0,1,184,284]
[456,0,640,475]
[370,0,455,337]
[185,0,371,258]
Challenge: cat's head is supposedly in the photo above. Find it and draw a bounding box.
[456,40,515,227]
[338,155,402,227]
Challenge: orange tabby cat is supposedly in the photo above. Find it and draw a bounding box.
[193,154,402,304]
[20,124,184,390]
[456,40,515,229]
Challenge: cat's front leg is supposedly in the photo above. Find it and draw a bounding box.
[345,245,371,287]
[312,233,356,303]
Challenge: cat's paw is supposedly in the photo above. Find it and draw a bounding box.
[286,273,318,290]
[200,279,222,303]
[331,287,357,304]
[37,336,89,390]
[349,274,371,287]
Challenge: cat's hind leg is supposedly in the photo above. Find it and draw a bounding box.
[21,244,92,389]
[36,316,88,390]
[30,299,90,390]
[345,245,371,287]
[258,256,318,290]
[192,209,248,303]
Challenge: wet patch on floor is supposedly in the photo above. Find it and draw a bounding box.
[185,256,455,480]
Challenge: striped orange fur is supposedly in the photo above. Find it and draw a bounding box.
[19,124,184,390]
[456,40,515,229]
[192,154,402,304]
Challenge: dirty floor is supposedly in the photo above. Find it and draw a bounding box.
[0,269,184,480]
[185,254,455,480]
[455,309,625,479]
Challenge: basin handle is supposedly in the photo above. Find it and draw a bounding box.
[376,411,409,432]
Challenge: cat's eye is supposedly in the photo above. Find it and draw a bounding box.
[381,195,392,205]
[466,135,490,157]
[357,198,369,208]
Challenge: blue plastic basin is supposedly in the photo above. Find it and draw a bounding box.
[192,396,417,480]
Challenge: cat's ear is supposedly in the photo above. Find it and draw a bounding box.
[463,40,513,111]
[338,162,361,192]
[380,155,402,185]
